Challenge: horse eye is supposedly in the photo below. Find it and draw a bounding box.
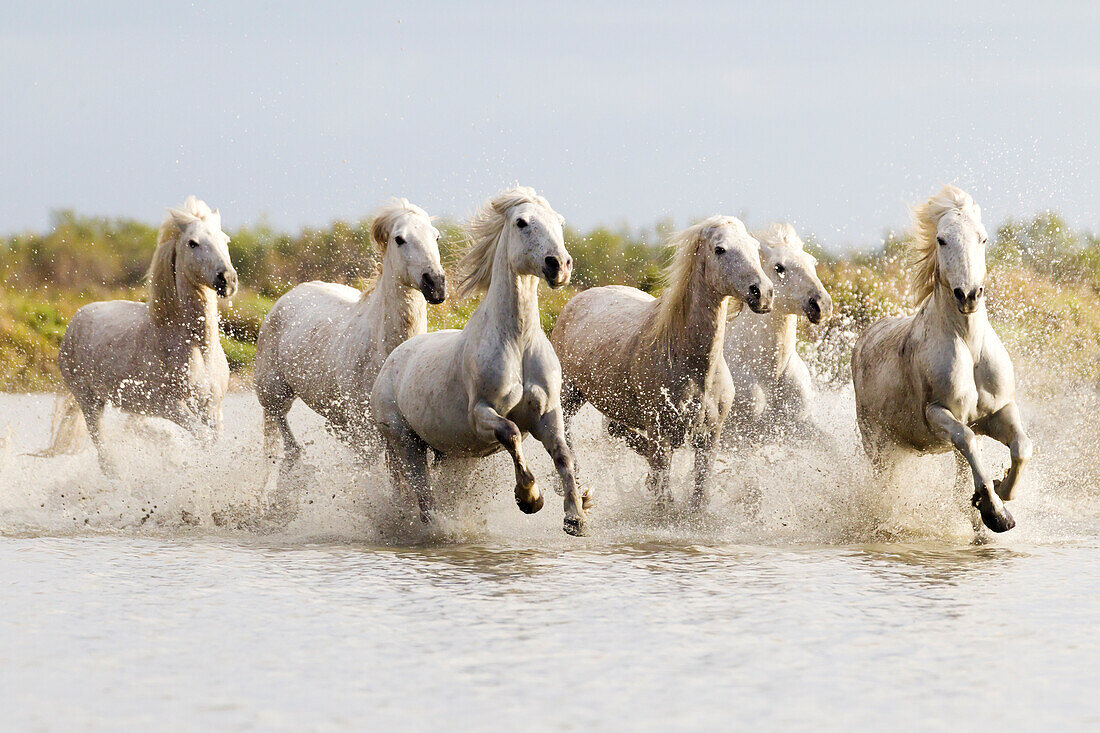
[714,247,726,255]
[395,236,405,246]
[775,264,785,274]
[516,218,528,229]
[937,236,947,247]
[188,239,199,248]
[980,237,988,245]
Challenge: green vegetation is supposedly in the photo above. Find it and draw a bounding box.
[2,210,1099,391]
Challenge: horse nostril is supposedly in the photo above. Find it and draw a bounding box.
[976,287,984,298]
[545,256,560,273]
[749,284,760,300]
[215,271,227,284]
[953,287,965,302]
[565,257,573,269]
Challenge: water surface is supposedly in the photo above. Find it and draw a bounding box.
[1,393,1098,730]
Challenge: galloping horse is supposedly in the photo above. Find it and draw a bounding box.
[56,196,238,473]
[724,222,832,446]
[551,216,773,512]
[852,184,1032,533]
[371,187,591,535]
[254,199,446,467]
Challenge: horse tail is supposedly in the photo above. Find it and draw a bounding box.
[32,392,89,457]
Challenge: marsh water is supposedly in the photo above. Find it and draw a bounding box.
[2,391,1099,730]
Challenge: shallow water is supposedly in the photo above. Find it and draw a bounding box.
[1,392,1099,730]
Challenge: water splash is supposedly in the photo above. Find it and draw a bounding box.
[2,384,1097,548]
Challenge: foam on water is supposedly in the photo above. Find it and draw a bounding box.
[2,385,1098,548]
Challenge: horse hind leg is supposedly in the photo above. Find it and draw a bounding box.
[607,419,673,512]
[257,377,301,468]
[379,416,434,523]
[80,396,114,477]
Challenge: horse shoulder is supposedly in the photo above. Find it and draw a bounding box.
[778,353,814,412]
[973,325,1016,412]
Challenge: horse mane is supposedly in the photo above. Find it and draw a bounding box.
[148,195,218,327]
[910,184,980,304]
[361,198,431,299]
[753,222,804,252]
[455,185,563,299]
[645,215,734,351]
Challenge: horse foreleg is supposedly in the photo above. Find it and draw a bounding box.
[976,401,1033,502]
[645,446,674,514]
[954,451,982,535]
[925,403,1014,533]
[689,430,717,513]
[164,401,215,444]
[471,401,542,515]
[531,407,589,536]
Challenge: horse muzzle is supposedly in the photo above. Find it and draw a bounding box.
[542,255,572,289]
[420,273,447,304]
[806,295,832,324]
[746,283,773,314]
[214,269,238,298]
[953,286,983,314]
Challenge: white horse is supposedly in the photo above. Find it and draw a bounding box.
[254,199,445,466]
[371,186,590,535]
[55,196,238,473]
[550,216,774,512]
[724,222,833,446]
[852,184,1032,533]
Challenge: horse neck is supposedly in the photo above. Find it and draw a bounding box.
[923,281,988,353]
[732,308,797,380]
[662,263,730,384]
[472,241,542,342]
[165,270,220,351]
[361,266,426,355]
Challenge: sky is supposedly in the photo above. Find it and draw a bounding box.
[2,1,1098,251]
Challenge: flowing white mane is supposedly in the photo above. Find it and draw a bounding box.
[911,184,980,304]
[647,215,734,349]
[361,198,432,298]
[370,198,431,252]
[148,196,219,326]
[753,222,804,252]
[455,186,563,299]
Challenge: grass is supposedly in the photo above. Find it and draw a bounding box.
[2,210,1099,391]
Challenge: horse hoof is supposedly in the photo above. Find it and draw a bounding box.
[993,476,1015,502]
[516,486,544,514]
[972,491,1015,533]
[563,514,588,537]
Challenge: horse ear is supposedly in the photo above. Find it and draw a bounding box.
[168,208,190,231]
[210,208,222,230]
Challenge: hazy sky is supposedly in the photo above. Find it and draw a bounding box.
[3,1,1098,250]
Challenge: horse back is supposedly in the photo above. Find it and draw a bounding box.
[551,285,654,407]
[60,300,156,389]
